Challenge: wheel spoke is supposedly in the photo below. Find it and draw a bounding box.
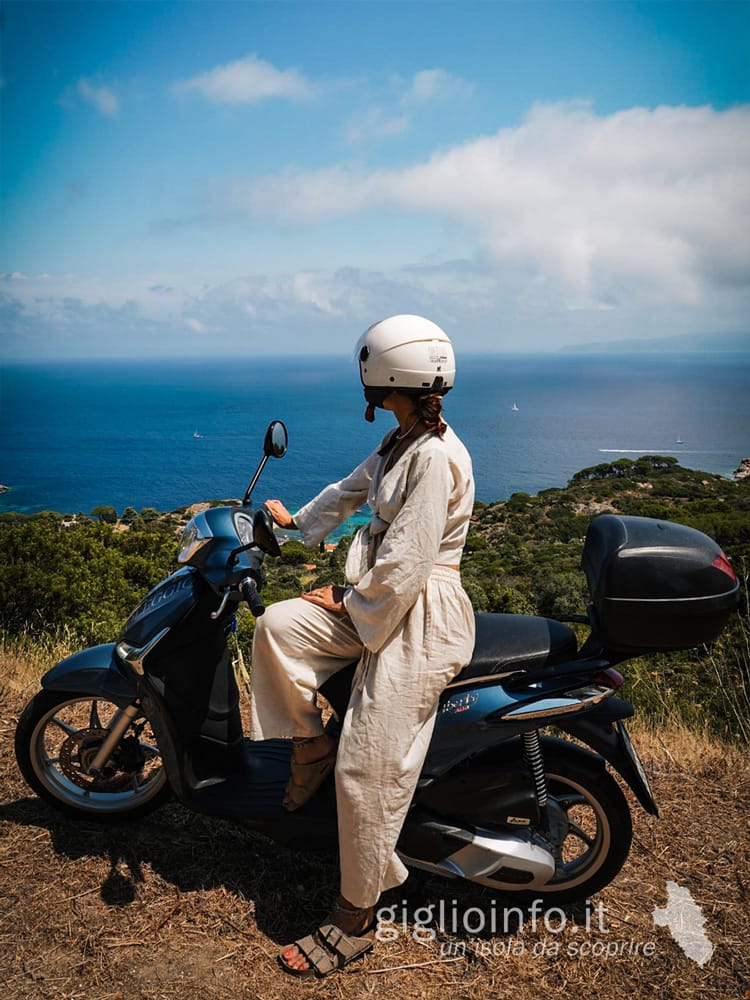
[88,700,103,730]
[49,716,78,737]
[566,820,596,848]
[554,792,586,810]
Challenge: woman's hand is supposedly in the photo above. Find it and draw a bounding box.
[265,499,296,529]
[301,585,347,614]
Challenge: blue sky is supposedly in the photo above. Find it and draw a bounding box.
[1,0,749,358]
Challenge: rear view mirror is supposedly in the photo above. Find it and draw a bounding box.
[244,420,288,505]
[264,420,288,459]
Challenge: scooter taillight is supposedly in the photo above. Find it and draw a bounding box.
[594,667,624,689]
[713,551,737,582]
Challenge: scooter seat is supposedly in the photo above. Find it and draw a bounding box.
[447,614,578,686]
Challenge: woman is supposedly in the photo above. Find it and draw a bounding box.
[250,314,476,977]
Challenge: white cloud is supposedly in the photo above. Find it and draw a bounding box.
[226,102,750,309]
[343,105,411,142]
[76,77,119,116]
[173,54,314,105]
[402,69,474,105]
[344,68,474,143]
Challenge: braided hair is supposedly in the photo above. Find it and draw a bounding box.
[412,392,447,439]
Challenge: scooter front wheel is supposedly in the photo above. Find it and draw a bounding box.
[15,689,171,821]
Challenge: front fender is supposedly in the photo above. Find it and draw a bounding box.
[42,643,138,706]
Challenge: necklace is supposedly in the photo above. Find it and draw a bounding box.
[395,417,420,440]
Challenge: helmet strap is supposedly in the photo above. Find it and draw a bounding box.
[363,386,393,421]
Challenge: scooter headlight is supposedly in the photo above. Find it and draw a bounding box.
[233,511,255,547]
[177,519,211,564]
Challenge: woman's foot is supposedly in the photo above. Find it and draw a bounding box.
[282,733,337,810]
[279,895,376,975]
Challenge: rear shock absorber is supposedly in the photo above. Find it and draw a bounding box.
[521,730,549,811]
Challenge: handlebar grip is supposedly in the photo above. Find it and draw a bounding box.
[240,577,265,617]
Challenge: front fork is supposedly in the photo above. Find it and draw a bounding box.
[87,701,141,775]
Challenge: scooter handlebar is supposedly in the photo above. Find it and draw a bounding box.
[240,576,266,617]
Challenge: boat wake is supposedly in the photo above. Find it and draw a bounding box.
[597,448,710,455]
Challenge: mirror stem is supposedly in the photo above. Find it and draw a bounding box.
[243,455,269,505]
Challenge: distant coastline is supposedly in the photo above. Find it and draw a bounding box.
[3,332,749,366]
[560,331,750,354]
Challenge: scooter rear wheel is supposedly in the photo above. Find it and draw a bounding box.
[480,745,632,904]
[529,759,632,903]
[15,689,171,821]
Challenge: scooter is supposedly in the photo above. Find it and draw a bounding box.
[14,421,740,903]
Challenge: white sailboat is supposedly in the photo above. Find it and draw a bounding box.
[512,402,519,412]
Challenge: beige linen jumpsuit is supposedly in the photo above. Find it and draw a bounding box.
[250,423,475,907]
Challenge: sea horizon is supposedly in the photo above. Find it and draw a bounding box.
[3,343,749,366]
[1,351,749,524]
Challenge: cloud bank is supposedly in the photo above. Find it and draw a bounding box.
[226,102,750,308]
[4,101,748,357]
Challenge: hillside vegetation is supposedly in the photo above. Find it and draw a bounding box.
[1,456,748,741]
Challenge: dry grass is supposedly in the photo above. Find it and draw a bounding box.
[1,652,749,999]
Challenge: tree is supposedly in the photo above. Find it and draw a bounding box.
[91,505,117,524]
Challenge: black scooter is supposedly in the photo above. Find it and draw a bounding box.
[14,421,739,903]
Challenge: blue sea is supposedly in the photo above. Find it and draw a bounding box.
[1,354,748,534]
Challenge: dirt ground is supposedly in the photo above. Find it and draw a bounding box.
[1,676,749,1000]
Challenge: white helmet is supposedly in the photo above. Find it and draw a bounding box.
[354,314,456,411]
